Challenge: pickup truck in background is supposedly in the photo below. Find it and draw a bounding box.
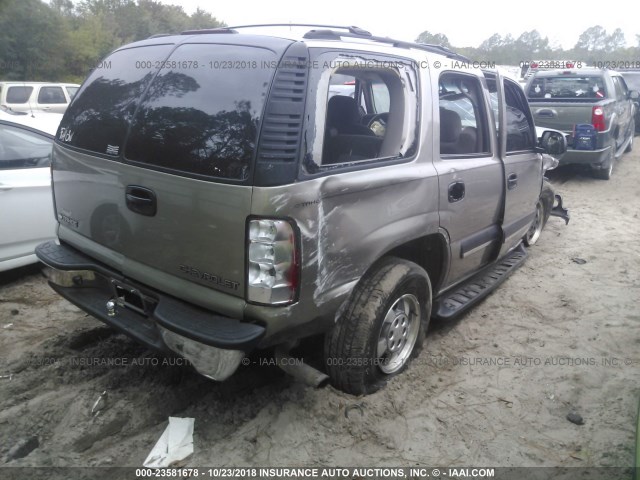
[525,69,638,179]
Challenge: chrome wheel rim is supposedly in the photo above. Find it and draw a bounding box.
[525,201,544,245]
[377,294,421,374]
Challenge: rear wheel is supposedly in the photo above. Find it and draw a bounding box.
[592,150,614,180]
[325,258,431,395]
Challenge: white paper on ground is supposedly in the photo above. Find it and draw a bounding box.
[143,417,194,468]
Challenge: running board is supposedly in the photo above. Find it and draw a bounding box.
[433,243,528,320]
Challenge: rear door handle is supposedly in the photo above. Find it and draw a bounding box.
[448,181,465,202]
[507,173,518,190]
[125,185,157,216]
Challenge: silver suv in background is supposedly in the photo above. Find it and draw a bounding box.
[0,82,80,114]
[36,25,568,394]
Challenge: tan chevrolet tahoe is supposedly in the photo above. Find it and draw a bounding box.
[36,25,569,394]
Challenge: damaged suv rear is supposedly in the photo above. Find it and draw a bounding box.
[37,25,567,394]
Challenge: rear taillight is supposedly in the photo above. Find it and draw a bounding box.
[247,219,299,305]
[592,106,606,131]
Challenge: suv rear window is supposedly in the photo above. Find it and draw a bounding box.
[125,43,277,181]
[60,44,174,155]
[60,43,277,182]
[527,76,606,100]
[6,86,33,104]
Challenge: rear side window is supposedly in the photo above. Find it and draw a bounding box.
[6,86,33,104]
[38,86,66,104]
[309,52,419,170]
[59,44,174,155]
[527,76,606,99]
[125,44,277,181]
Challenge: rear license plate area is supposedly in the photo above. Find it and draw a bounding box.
[109,279,155,316]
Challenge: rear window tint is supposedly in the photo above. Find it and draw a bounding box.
[125,44,277,181]
[527,76,606,99]
[58,44,174,155]
[6,86,33,104]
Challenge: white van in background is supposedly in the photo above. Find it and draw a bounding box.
[0,82,80,114]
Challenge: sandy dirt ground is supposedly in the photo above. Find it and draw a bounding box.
[0,147,638,475]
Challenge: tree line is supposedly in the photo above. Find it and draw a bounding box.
[416,27,640,65]
[0,0,224,82]
[1,0,639,83]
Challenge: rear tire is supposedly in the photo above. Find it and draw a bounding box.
[592,150,614,180]
[325,257,432,395]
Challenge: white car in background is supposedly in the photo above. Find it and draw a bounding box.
[0,107,62,271]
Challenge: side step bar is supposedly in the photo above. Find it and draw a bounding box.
[433,243,528,320]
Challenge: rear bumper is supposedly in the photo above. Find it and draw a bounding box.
[558,145,612,167]
[35,241,265,380]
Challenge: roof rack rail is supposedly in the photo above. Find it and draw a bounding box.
[226,24,372,36]
[177,24,470,62]
[303,29,470,62]
[180,27,237,35]
[147,33,172,39]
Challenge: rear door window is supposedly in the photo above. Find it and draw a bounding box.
[125,43,278,181]
[439,73,490,156]
[6,86,33,104]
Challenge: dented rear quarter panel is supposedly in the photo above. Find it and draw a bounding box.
[247,159,440,345]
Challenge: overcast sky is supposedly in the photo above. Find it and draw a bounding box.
[160,0,638,50]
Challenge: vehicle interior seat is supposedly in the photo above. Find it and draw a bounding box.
[440,107,479,154]
[440,107,462,154]
[458,126,478,153]
[326,95,376,136]
[323,95,382,164]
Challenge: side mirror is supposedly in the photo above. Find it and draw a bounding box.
[540,130,567,156]
[629,90,639,100]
